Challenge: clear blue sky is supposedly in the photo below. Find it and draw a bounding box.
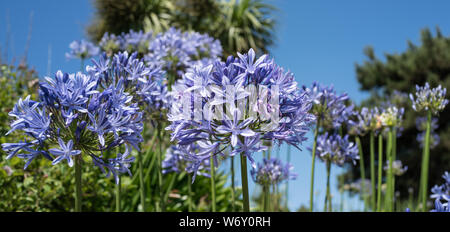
[1,0,450,211]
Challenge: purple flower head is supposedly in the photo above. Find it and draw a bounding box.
[162,144,211,178]
[251,157,297,186]
[430,171,450,212]
[99,30,152,57]
[410,82,448,114]
[380,106,404,128]
[347,107,382,135]
[87,51,166,118]
[6,95,51,142]
[303,82,353,129]
[66,39,99,60]
[416,116,439,132]
[417,131,440,149]
[313,132,359,166]
[166,48,314,182]
[145,27,222,78]
[3,68,145,184]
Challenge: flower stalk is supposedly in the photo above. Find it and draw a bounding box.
[74,155,82,212]
[309,118,321,212]
[370,131,376,211]
[210,155,216,212]
[419,111,432,211]
[376,134,383,212]
[356,136,368,211]
[240,152,250,212]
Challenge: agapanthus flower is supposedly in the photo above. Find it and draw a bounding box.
[302,82,354,129]
[417,131,440,149]
[430,199,449,212]
[2,68,145,184]
[347,107,382,135]
[251,158,297,186]
[87,51,166,119]
[415,116,440,148]
[384,160,408,176]
[99,32,121,56]
[162,144,211,178]
[49,138,81,167]
[416,116,439,131]
[145,27,222,78]
[379,106,404,128]
[430,171,450,212]
[313,132,359,166]
[410,83,448,114]
[430,171,450,201]
[166,48,315,181]
[65,39,100,60]
[99,30,153,57]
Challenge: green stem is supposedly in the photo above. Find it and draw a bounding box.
[210,155,216,212]
[285,145,291,210]
[324,161,331,212]
[115,146,122,212]
[116,176,121,212]
[231,155,236,212]
[80,59,84,73]
[391,128,397,211]
[356,136,367,211]
[156,127,164,212]
[263,184,270,212]
[376,134,383,212]
[370,131,376,211]
[188,173,192,212]
[420,111,432,211]
[240,152,250,212]
[74,155,82,212]
[309,118,321,212]
[138,148,145,211]
[385,128,393,212]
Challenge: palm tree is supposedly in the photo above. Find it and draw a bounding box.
[217,0,276,56]
[87,0,174,42]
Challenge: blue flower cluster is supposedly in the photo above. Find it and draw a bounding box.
[66,39,100,60]
[162,144,211,178]
[415,116,440,149]
[145,27,223,78]
[348,107,382,136]
[430,171,450,212]
[167,48,315,181]
[410,82,448,114]
[87,51,167,116]
[2,60,150,183]
[251,158,297,186]
[99,28,222,80]
[314,132,359,166]
[379,106,404,128]
[302,82,354,129]
[100,30,153,56]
